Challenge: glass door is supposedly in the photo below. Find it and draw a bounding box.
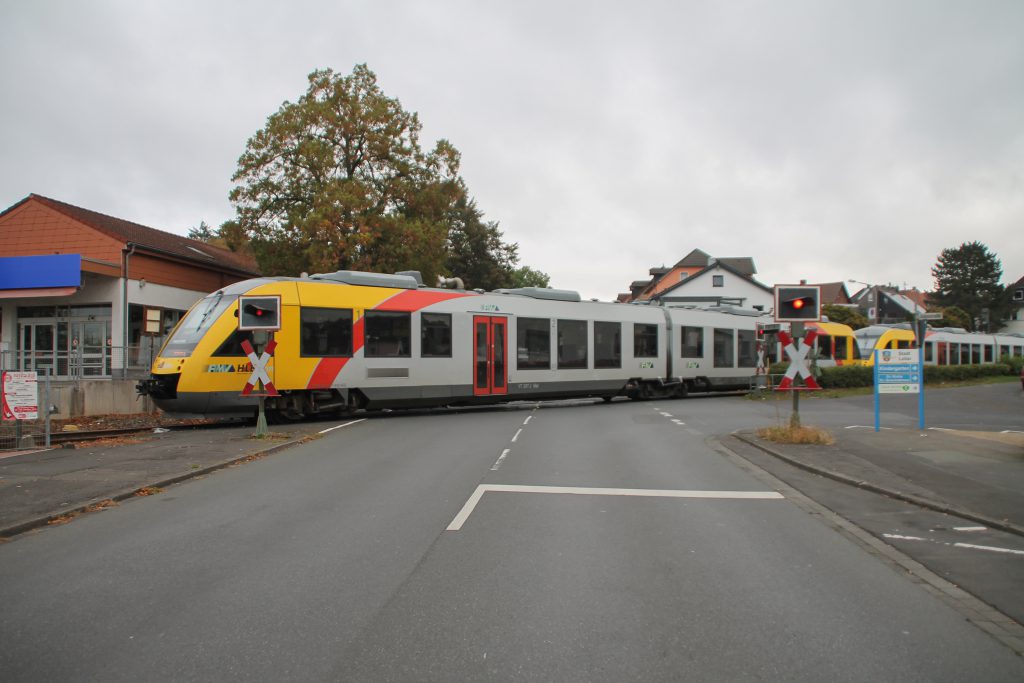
[473,316,508,397]
[19,323,56,375]
[72,321,111,377]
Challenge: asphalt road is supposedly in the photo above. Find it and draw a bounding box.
[1,395,1023,681]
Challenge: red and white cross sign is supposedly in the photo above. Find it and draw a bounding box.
[240,338,279,396]
[776,329,821,391]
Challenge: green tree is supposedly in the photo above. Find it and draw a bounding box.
[822,304,869,330]
[509,265,551,288]
[930,241,1005,331]
[229,64,462,283]
[444,197,519,290]
[187,221,216,242]
[931,306,972,330]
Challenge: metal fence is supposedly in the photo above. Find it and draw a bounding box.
[0,369,53,451]
[0,346,156,381]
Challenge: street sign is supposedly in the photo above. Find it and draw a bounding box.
[240,338,278,396]
[2,371,39,421]
[874,348,926,430]
[775,329,822,391]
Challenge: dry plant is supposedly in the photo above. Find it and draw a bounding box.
[757,425,835,445]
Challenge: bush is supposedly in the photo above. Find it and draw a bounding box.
[767,361,1013,389]
[1000,354,1024,375]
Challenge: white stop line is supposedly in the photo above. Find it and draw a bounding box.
[446,484,785,531]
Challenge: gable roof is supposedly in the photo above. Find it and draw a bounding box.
[653,259,773,299]
[673,248,711,268]
[813,281,850,305]
[5,194,259,276]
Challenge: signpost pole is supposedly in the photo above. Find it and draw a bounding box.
[874,350,880,432]
[791,321,803,428]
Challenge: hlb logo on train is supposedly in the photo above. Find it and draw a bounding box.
[206,363,253,373]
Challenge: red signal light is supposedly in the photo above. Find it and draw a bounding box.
[792,298,805,310]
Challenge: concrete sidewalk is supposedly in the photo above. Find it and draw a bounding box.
[733,426,1024,537]
[0,420,335,539]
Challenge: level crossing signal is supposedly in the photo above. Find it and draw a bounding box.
[238,295,281,331]
[774,285,821,323]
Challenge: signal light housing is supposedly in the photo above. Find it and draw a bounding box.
[774,285,821,322]
[238,295,281,331]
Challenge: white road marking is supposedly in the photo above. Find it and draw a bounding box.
[523,416,533,425]
[953,526,987,532]
[928,427,956,432]
[318,419,366,434]
[490,449,511,472]
[672,419,686,426]
[447,484,784,531]
[883,534,928,541]
[660,412,673,418]
[511,428,523,443]
[954,543,1024,556]
[846,425,892,430]
[1001,430,1024,435]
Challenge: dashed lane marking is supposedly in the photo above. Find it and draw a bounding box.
[490,449,511,472]
[447,484,784,531]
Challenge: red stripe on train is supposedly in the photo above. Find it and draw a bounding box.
[307,317,366,389]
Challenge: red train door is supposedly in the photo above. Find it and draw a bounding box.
[473,316,508,396]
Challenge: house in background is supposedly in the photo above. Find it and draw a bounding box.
[849,285,926,324]
[0,194,259,415]
[618,249,771,309]
[1002,275,1024,335]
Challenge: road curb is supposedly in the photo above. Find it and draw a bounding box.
[0,436,308,541]
[731,431,1024,540]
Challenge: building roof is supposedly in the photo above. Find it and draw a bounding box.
[813,281,850,305]
[653,259,773,299]
[673,248,711,268]
[6,194,259,276]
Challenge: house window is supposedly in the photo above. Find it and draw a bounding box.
[1013,288,1023,301]
[713,275,724,287]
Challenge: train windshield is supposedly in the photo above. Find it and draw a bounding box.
[160,292,234,358]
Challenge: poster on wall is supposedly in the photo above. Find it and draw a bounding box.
[2,371,39,421]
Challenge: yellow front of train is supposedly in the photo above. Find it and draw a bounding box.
[137,279,301,416]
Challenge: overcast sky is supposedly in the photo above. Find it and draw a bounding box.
[2,0,1021,300]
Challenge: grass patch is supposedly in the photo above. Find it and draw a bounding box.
[757,425,835,445]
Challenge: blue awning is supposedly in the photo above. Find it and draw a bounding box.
[0,254,82,289]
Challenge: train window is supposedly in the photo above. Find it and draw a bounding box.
[557,319,588,369]
[680,326,703,358]
[737,329,757,368]
[924,342,933,363]
[300,307,353,357]
[835,337,849,361]
[421,313,452,358]
[959,343,970,365]
[1000,345,1010,359]
[211,329,254,357]
[984,345,993,363]
[517,318,550,369]
[816,334,834,360]
[972,344,982,364]
[633,323,658,358]
[713,328,734,368]
[594,321,621,369]
[365,311,411,358]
